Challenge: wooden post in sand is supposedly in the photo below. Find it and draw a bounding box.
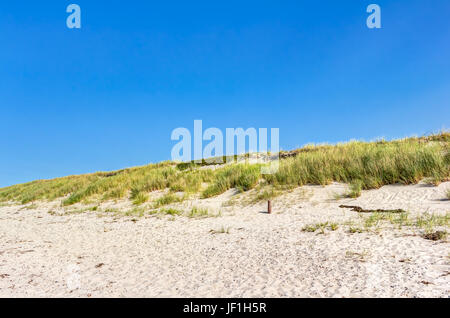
[268,200,272,214]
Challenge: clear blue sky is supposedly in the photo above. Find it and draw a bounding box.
[1,1,449,187]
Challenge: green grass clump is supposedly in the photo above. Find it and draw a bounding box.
[124,207,146,217]
[266,133,450,190]
[132,192,149,205]
[169,170,213,193]
[304,211,449,239]
[129,187,149,205]
[347,180,363,198]
[302,225,319,232]
[153,193,185,208]
[302,222,338,234]
[202,164,262,198]
[349,227,364,234]
[236,165,260,192]
[363,212,405,229]
[255,186,281,201]
[0,132,448,205]
[159,208,183,216]
[415,213,450,233]
[188,206,210,218]
[329,223,339,231]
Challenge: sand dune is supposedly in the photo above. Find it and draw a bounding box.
[0,182,449,297]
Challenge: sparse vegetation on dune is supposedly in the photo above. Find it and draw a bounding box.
[210,226,230,234]
[302,211,450,240]
[347,180,363,198]
[130,187,149,205]
[153,193,186,208]
[302,222,338,234]
[254,186,282,202]
[188,206,212,218]
[0,132,449,206]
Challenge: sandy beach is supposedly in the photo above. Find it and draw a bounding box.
[1,181,449,298]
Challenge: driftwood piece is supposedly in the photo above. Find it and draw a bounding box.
[339,205,406,213]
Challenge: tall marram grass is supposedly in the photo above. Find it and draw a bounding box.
[265,136,449,190]
[202,164,262,198]
[0,133,448,205]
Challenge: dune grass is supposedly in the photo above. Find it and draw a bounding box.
[202,164,262,198]
[131,191,149,206]
[153,193,186,208]
[255,186,282,202]
[347,180,363,198]
[265,133,449,189]
[0,132,449,206]
[159,208,183,216]
[302,222,339,234]
[188,206,217,218]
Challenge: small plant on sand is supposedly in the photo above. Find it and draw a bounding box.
[302,224,319,232]
[255,186,281,202]
[364,214,380,229]
[131,191,149,205]
[389,212,410,228]
[210,226,230,234]
[124,207,146,217]
[415,213,449,232]
[317,222,329,234]
[349,227,364,234]
[188,206,210,218]
[302,222,338,234]
[363,213,391,229]
[329,223,339,231]
[153,193,184,208]
[363,212,411,230]
[159,208,182,216]
[446,190,450,200]
[347,180,363,198]
[103,207,120,213]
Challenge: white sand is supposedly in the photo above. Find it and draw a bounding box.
[0,182,449,297]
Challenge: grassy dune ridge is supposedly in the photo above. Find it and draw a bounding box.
[1,133,449,205]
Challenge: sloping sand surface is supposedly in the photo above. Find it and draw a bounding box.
[0,182,449,297]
